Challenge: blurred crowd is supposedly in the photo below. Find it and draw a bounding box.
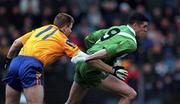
[0,0,179,104]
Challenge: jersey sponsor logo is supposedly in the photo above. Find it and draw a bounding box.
[66,40,76,48]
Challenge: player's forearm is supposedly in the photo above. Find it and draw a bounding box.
[7,39,23,59]
[87,59,113,74]
[71,49,107,64]
[86,49,107,61]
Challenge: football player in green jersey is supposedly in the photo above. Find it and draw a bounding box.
[66,12,149,104]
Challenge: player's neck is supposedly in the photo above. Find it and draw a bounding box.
[59,28,67,36]
[127,24,136,36]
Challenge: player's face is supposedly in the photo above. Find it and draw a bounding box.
[64,23,73,37]
[136,22,148,35]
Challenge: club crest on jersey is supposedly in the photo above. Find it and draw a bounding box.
[66,40,76,48]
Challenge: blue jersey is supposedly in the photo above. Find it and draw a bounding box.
[3,56,43,92]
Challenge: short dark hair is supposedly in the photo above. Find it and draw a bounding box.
[53,13,74,28]
[128,12,149,25]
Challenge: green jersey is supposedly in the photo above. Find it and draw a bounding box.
[85,25,137,65]
[74,25,137,87]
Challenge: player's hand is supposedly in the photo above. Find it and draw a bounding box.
[71,56,87,64]
[4,57,12,70]
[71,51,89,64]
[112,66,128,80]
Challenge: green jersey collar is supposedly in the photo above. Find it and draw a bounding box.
[127,25,136,36]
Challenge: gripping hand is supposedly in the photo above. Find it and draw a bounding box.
[112,66,128,80]
[71,51,89,64]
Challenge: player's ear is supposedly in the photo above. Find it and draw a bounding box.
[132,22,139,30]
[61,24,67,29]
[62,24,69,30]
[132,23,137,30]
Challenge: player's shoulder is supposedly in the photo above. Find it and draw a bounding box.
[109,25,126,29]
[120,39,137,52]
[107,25,128,32]
[36,24,58,30]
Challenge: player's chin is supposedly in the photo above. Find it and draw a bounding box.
[140,32,146,36]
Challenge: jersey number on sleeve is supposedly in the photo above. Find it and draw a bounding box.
[100,28,121,41]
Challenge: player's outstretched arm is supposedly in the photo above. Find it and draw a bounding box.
[71,50,128,80]
[86,49,107,61]
[71,49,107,64]
[4,39,23,70]
[7,30,32,59]
[87,60,128,80]
[7,38,23,59]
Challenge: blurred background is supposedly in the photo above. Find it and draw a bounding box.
[0,0,180,104]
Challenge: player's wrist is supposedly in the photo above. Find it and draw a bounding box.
[71,51,89,64]
[112,66,125,75]
[6,57,12,63]
[112,66,128,80]
[4,57,12,70]
[112,67,117,76]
